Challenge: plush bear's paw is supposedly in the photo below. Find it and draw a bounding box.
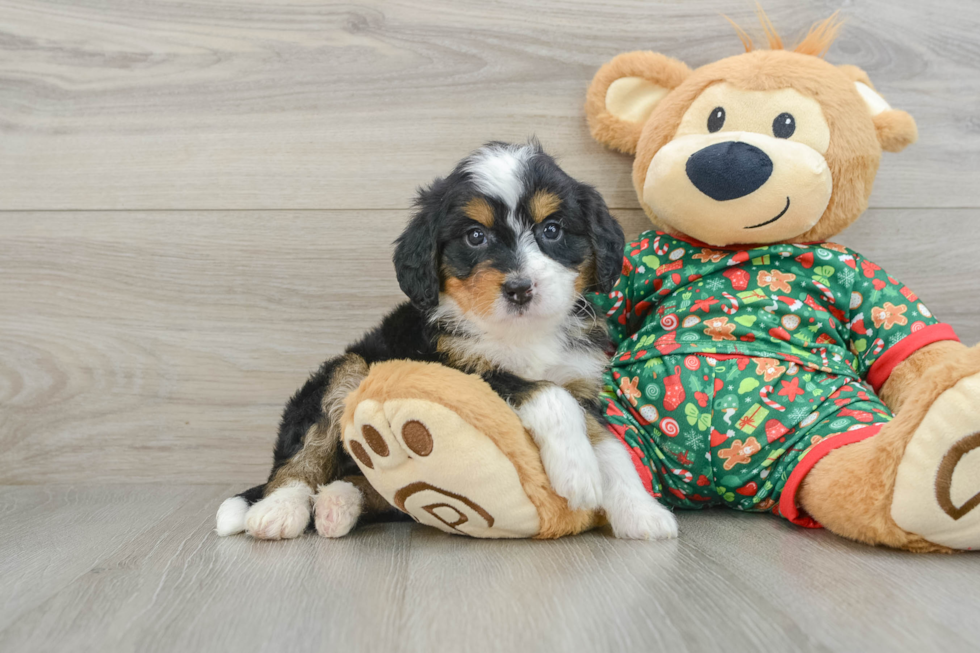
[244,481,312,540]
[344,398,542,538]
[891,371,980,550]
[313,481,363,538]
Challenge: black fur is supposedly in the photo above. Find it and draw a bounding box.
[232,141,625,534]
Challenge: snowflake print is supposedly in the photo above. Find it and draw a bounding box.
[706,278,726,291]
[839,268,855,287]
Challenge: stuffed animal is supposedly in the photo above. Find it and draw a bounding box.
[583,12,979,552]
[339,12,980,551]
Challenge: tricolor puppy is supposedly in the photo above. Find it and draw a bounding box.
[216,141,678,541]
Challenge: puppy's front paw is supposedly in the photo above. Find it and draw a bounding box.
[543,445,604,511]
[313,481,363,538]
[517,385,603,511]
[610,496,678,540]
[244,482,312,540]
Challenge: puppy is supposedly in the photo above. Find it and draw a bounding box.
[216,141,678,541]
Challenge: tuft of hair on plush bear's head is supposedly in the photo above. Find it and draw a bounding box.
[586,9,918,248]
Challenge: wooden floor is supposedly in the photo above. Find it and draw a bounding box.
[3,1,980,651]
[1,485,978,653]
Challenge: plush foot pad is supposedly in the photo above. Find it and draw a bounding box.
[343,398,541,538]
[892,371,980,550]
[313,481,363,538]
[244,482,312,540]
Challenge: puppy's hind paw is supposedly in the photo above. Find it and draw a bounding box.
[244,482,312,540]
[314,481,363,538]
[547,452,604,512]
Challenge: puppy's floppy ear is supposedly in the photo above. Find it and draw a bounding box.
[586,51,691,155]
[578,184,625,294]
[839,65,918,153]
[393,184,443,310]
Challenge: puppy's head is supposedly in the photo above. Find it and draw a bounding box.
[393,141,624,326]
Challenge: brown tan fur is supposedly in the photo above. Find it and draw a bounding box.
[463,196,495,228]
[800,342,980,552]
[443,262,506,318]
[341,360,601,539]
[529,190,561,223]
[267,353,369,493]
[585,13,918,244]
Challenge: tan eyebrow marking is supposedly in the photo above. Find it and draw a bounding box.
[463,197,495,228]
[529,190,561,223]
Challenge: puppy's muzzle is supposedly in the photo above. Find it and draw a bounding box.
[686,141,773,201]
[503,278,534,307]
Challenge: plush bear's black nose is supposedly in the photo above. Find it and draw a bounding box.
[686,141,773,201]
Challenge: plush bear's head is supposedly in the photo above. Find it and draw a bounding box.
[586,13,917,247]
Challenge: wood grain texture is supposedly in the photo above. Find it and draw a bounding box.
[2,208,978,484]
[1,485,978,653]
[1,0,979,210]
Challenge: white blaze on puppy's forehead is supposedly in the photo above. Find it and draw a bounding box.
[464,143,535,210]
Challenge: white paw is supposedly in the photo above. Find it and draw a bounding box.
[244,482,312,540]
[313,481,363,538]
[542,445,604,511]
[609,496,678,541]
[517,385,603,511]
[215,496,248,536]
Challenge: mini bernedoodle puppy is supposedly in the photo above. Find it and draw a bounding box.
[216,141,678,541]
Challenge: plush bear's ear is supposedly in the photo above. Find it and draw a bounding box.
[839,65,918,153]
[586,52,692,155]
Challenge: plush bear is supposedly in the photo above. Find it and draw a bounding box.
[582,13,979,552]
[340,13,980,551]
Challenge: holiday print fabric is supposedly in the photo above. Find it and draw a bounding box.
[594,231,957,522]
[604,354,890,517]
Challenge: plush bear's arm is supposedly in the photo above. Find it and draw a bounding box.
[879,339,972,414]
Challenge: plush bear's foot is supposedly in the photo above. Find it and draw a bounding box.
[891,371,980,550]
[341,361,599,539]
[313,480,363,538]
[244,481,312,540]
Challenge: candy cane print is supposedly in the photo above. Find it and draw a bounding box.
[812,280,836,304]
[817,347,830,368]
[605,290,624,317]
[671,468,693,483]
[760,385,786,412]
[721,292,740,315]
[871,338,885,356]
[651,235,670,255]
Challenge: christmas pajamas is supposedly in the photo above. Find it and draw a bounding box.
[594,232,959,527]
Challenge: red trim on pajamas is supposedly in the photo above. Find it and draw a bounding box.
[865,323,959,393]
[778,423,885,528]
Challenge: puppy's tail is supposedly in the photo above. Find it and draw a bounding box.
[215,484,266,536]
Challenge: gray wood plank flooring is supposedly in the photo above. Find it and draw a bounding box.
[3,1,979,650]
[2,485,977,653]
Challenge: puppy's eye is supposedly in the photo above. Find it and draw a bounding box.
[542,223,562,241]
[465,228,486,247]
[707,107,726,133]
[773,112,796,138]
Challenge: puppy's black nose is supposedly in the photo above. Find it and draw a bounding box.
[503,278,533,306]
[686,141,773,201]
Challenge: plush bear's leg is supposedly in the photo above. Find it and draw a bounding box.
[800,345,980,552]
[339,360,601,539]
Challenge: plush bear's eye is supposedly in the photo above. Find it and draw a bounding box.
[773,112,796,138]
[707,107,726,133]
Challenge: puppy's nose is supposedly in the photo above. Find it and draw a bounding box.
[686,141,773,201]
[503,278,534,306]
